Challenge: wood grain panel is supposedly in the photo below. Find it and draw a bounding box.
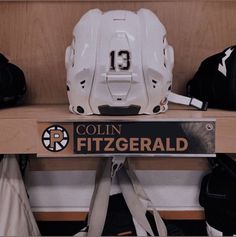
[216,118,236,153]
[29,157,99,171]
[0,105,235,154]
[159,210,205,220]
[0,104,236,120]
[29,157,210,171]
[0,1,236,104]
[34,210,205,221]
[34,211,87,221]
[0,119,37,153]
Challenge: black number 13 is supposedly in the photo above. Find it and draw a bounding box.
[110,50,131,71]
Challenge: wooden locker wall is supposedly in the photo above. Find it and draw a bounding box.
[0,1,235,104]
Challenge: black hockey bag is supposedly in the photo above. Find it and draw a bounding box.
[187,46,236,109]
[0,53,26,107]
[199,154,236,236]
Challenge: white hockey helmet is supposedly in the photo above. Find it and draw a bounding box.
[65,9,206,115]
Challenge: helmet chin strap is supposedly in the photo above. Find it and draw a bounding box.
[168,92,208,111]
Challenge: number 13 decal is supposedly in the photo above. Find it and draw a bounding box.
[110,50,131,71]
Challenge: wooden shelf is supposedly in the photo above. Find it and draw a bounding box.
[34,210,205,221]
[0,104,235,154]
[1,103,236,120]
[29,157,210,171]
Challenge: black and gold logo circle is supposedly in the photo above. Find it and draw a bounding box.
[42,125,69,152]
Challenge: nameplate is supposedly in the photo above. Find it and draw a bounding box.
[38,120,215,157]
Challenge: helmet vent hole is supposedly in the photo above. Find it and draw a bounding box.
[67,85,70,91]
[168,85,172,91]
[153,106,161,113]
[77,106,84,114]
[152,80,157,89]
[80,80,86,89]
[117,98,122,101]
[72,48,75,67]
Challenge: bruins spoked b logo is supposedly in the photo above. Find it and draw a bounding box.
[42,125,69,152]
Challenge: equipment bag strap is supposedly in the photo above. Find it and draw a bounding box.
[117,166,155,236]
[87,158,112,237]
[75,157,167,237]
[168,92,208,111]
[124,159,167,236]
[75,158,126,237]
